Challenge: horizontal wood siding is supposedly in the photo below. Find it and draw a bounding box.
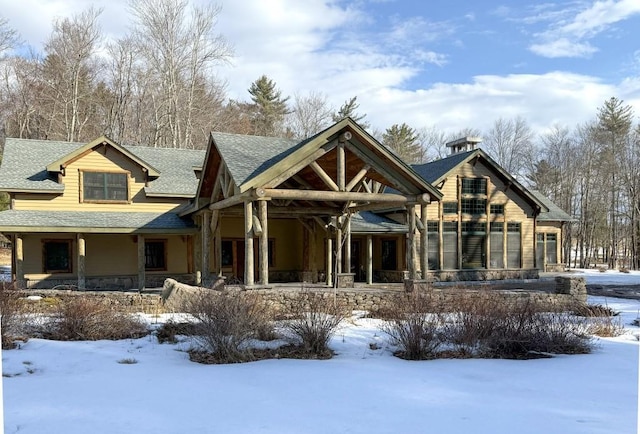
[13,149,188,212]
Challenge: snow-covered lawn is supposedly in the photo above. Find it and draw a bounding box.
[2,289,639,433]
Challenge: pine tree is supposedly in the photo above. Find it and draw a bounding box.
[382,123,422,163]
[332,96,369,129]
[247,75,290,136]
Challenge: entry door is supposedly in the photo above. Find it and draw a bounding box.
[235,241,245,281]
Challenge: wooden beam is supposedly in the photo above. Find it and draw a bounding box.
[209,190,255,210]
[345,164,371,192]
[259,144,336,190]
[337,142,346,191]
[257,188,414,203]
[309,161,340,191]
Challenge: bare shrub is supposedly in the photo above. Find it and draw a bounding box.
[381,291,444,360]
[156,319,196,344]
[182,290,274,363]
[572,303,619,317]
[282,291,348,358]
[586,316,624,337]
[43,297,148,341]
[0,283,24,349]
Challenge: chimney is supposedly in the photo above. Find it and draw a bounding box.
[445,136,482,155]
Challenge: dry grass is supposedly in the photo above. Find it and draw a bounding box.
[0,283,24,349]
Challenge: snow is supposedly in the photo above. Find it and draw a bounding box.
[572,268,640,286]
[2,296,639,433]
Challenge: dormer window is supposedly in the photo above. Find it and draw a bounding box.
[81,171,129,203]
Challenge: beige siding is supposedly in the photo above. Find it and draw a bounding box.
[13,149,188,212]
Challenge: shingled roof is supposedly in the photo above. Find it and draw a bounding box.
[0,209,195,233]
[0,138,205,197]
[529,190,574,222]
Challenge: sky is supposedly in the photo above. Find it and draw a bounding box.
[2,0,640,137]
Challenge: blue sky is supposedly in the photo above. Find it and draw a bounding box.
[2,0,640,137]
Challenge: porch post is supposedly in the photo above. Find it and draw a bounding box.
[258,199,269,285]
[214,222,222,277]
[137,234,145,291]
[345,217,351,275]
[202,211,211,281]
[406,204,417,279]
[366,234,373,284]
[326,237,333,286]
[14,234,24,288]
[77,233,86,289]
[420,203,428,279]
[336,224,343,274]
[244,200,254,286]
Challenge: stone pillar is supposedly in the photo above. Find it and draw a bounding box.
[366,234,373,284]
[244,200,254,286]
[137,234,145,291]
[258,199,269,285]
[77,233,86,289]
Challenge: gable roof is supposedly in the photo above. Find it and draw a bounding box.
[0,137,205,197]
[529,190,574,222]
[203,118,442,199]
[412,148,547,212]
[46,136,160,177]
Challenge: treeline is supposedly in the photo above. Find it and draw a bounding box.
[0,2,638,269]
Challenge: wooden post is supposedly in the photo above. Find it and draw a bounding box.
[215,223,222,277]
[326,237,333,286]
[77,233,86,289]
[15,234,24,288]
[336,225,343,274]
[420,203,428,279]
[406,204,417,279]
[137,234,145,291]
[345,217,351,274]
[366,234,373,284]
[258,199,269,285]
[337,142,346,191]
[202,211,211,281]
[244,200,254,286]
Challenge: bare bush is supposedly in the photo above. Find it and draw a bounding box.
[282,291,348,358]
[182,291,274,363]
[381,292,444,360]
[585,316,625,337]
[571,303,619,317]
[1,283,24,349]
[43,297,148,341]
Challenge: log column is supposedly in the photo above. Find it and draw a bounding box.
[258,199,269,285]
[202,211,211,281]
[244,200,254,286]
[366,234,373,284]
[326,237,333,286]
[137,234,145,291]
[406,204,417,279]
[420,203,428,279]
[77,233,86,289]
[14,234,24,288]
[345,217,351,274]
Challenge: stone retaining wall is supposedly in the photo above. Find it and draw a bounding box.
[19,289,165,314]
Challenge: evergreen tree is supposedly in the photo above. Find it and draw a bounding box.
[332,96,369,129]
[382,123,422,163]
[247,75,290,137]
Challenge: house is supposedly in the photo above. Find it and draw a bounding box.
[0,119,572,290]
[411,137,571,280]
[0,136,204,289]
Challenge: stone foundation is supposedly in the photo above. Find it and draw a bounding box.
[25,274,196,290]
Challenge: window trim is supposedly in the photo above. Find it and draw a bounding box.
[145,239,168,271]
[42,239,72,274]
[461,198,487,216]
[80,169,131,204]
[443,202,458,215]
[461,177,487,195]
[490,203,504,215]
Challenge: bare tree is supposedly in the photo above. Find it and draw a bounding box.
[286,91,333,139]
[483,116,534,181]
[0,16,19,56]
[130,0,231,148]
[417,125,448,162]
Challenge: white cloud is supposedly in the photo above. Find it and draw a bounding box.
[530,0,640,58]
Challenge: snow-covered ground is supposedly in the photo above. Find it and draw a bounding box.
[571,268,640,286]
[2,289,639,433]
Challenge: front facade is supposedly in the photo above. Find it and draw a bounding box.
[0,121,571,290]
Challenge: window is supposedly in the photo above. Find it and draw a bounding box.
[461,198,486,215]
[443,202,458,214]
[507,223,521,268]
[145,240,166,271]
[427,221,439,269]
[221,239,276,268]
[381,239,397,270]
[490,222,504,268]
[490,204,504,215]
[461,178,487,195]
[43,240,72,273]
[442,221,458,269]
[221,240,233,266]
[82,171,128,202]
[546,233,558,264]
[462,222,485,269]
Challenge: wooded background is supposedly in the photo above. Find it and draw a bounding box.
[0,1,638,270]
